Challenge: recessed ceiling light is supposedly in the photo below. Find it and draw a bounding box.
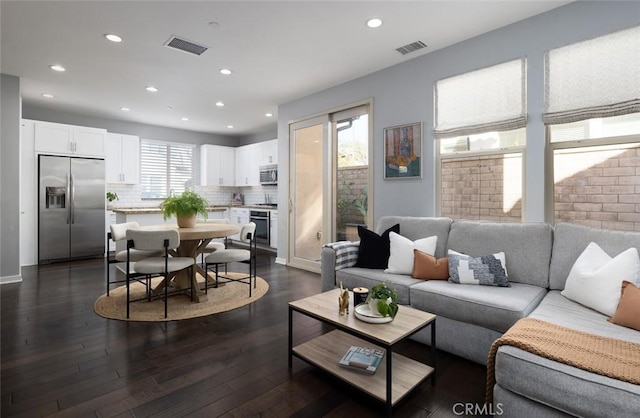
[145,86,158,92]
[121,107,131,112]
[166,106,173,111]
[220,69,232,75]
[49,64,66,72]
[265,113,273,117]
[181,117,189,121]
[227,125,234,129]
[42,93,54,98]
[105,34,122,43]
[215,101,224,107]
[366,18,383,28]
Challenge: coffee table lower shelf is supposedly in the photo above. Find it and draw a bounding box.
[292,329,434,405]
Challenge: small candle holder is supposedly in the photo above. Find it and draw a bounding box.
[353,287,369,306]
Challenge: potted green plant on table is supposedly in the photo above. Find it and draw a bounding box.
[160,190,208,228]
[367,283,399,319]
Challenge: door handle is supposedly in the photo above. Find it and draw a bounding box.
[66,173,71,224]
[70,174,76,224]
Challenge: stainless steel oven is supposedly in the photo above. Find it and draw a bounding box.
[250,210,270,245]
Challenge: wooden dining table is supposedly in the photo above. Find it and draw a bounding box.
[141,222,239,303]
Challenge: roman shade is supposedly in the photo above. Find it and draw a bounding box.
[434,59,527,139]
[544,25,640,125]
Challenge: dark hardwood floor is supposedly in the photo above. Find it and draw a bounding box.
[1,251,487,417]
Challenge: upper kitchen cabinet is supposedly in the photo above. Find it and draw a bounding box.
[106,133,140,184]
[261,139,278,165]
[235,143,261,186]
[34,121,106,157]
[201,144,235,186]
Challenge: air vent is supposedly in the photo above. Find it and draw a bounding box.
[164,35,208,56]
[395,41,427,56]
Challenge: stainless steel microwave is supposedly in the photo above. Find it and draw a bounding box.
[259,164,278,185]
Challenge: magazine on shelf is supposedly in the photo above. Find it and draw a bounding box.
[338,345,385,375]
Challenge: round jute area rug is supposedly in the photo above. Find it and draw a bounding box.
[94,273,268,322]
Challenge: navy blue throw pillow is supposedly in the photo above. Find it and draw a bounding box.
[354,224,400,269]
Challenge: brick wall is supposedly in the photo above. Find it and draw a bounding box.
[441,153,522,222]
[337,166,368,226]
[554,146,640,232]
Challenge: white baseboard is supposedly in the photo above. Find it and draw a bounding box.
[0,274,23,284]
[275,257,287,265]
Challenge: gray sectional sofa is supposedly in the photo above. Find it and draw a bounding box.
[320,216,640,417]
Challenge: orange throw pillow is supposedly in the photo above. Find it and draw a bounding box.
[608,280,640,331]
[412,249,449,280]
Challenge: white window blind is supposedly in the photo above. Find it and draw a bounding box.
[434,58,526,139]
[544,25,640,125]
[140,139,194,198]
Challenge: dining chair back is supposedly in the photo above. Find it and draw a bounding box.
[203,222,257,296]
[199,218,230,261]
[125,229,195,318]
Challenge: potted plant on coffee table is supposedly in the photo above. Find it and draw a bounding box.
[367,283,399,319]
[160,190,208,228]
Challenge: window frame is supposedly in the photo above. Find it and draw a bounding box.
[546,130,640,226]
[139,138,195,200]
[436,141,526,221]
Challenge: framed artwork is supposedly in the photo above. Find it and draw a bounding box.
[383,122,422,179]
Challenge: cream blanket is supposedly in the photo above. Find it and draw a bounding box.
[486,318,640,403]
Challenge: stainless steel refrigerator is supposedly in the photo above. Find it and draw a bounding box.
[38,155,105,263]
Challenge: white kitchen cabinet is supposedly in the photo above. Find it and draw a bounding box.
[229,207,250,241]
[34,121,106,157]
[201,144,235,186]
[106,133,140,184]
[201,208,230,221]
[235,143,261,186]
[261,139,278,165]
[270,210,278,248]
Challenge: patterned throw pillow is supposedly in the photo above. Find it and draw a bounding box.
[447,249,510,287]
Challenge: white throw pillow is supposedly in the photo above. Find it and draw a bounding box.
[561,242,639,317]
[384,232,437,275]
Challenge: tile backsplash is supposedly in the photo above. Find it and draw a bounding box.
[106,184,277,208]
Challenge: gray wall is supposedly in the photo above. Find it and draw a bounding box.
[276,1,640,259]
[1,74,22,282]
[237,127,278,146]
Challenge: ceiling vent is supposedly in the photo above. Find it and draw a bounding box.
[395,41,427,56]
[164,35,208,56]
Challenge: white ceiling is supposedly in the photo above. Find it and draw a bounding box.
[1,1,570,137]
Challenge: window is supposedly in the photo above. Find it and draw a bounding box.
[546,25,640,232]
[140,139,194,198]
[436,59,526,222]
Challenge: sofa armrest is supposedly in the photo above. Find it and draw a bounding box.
[320,241,359,292]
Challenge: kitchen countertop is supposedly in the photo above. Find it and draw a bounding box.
[111,205,278,214]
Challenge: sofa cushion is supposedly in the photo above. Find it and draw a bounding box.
[412,250,448,280]
[561,242,639,316]
[354,223,399,269]
[495,291,640,417]
[550,222,640,290]
[376,216,452,258]
[409,280,546,333]
[447,220,553,288]
[447,250,510,287]
[337,267,423,305]
[385,232,437,275]
[609,281,640,331]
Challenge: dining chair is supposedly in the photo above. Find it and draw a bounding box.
[203,222,257,296]
[106,222,162,296]
[198,218,230,264]
[125,229,195,318]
